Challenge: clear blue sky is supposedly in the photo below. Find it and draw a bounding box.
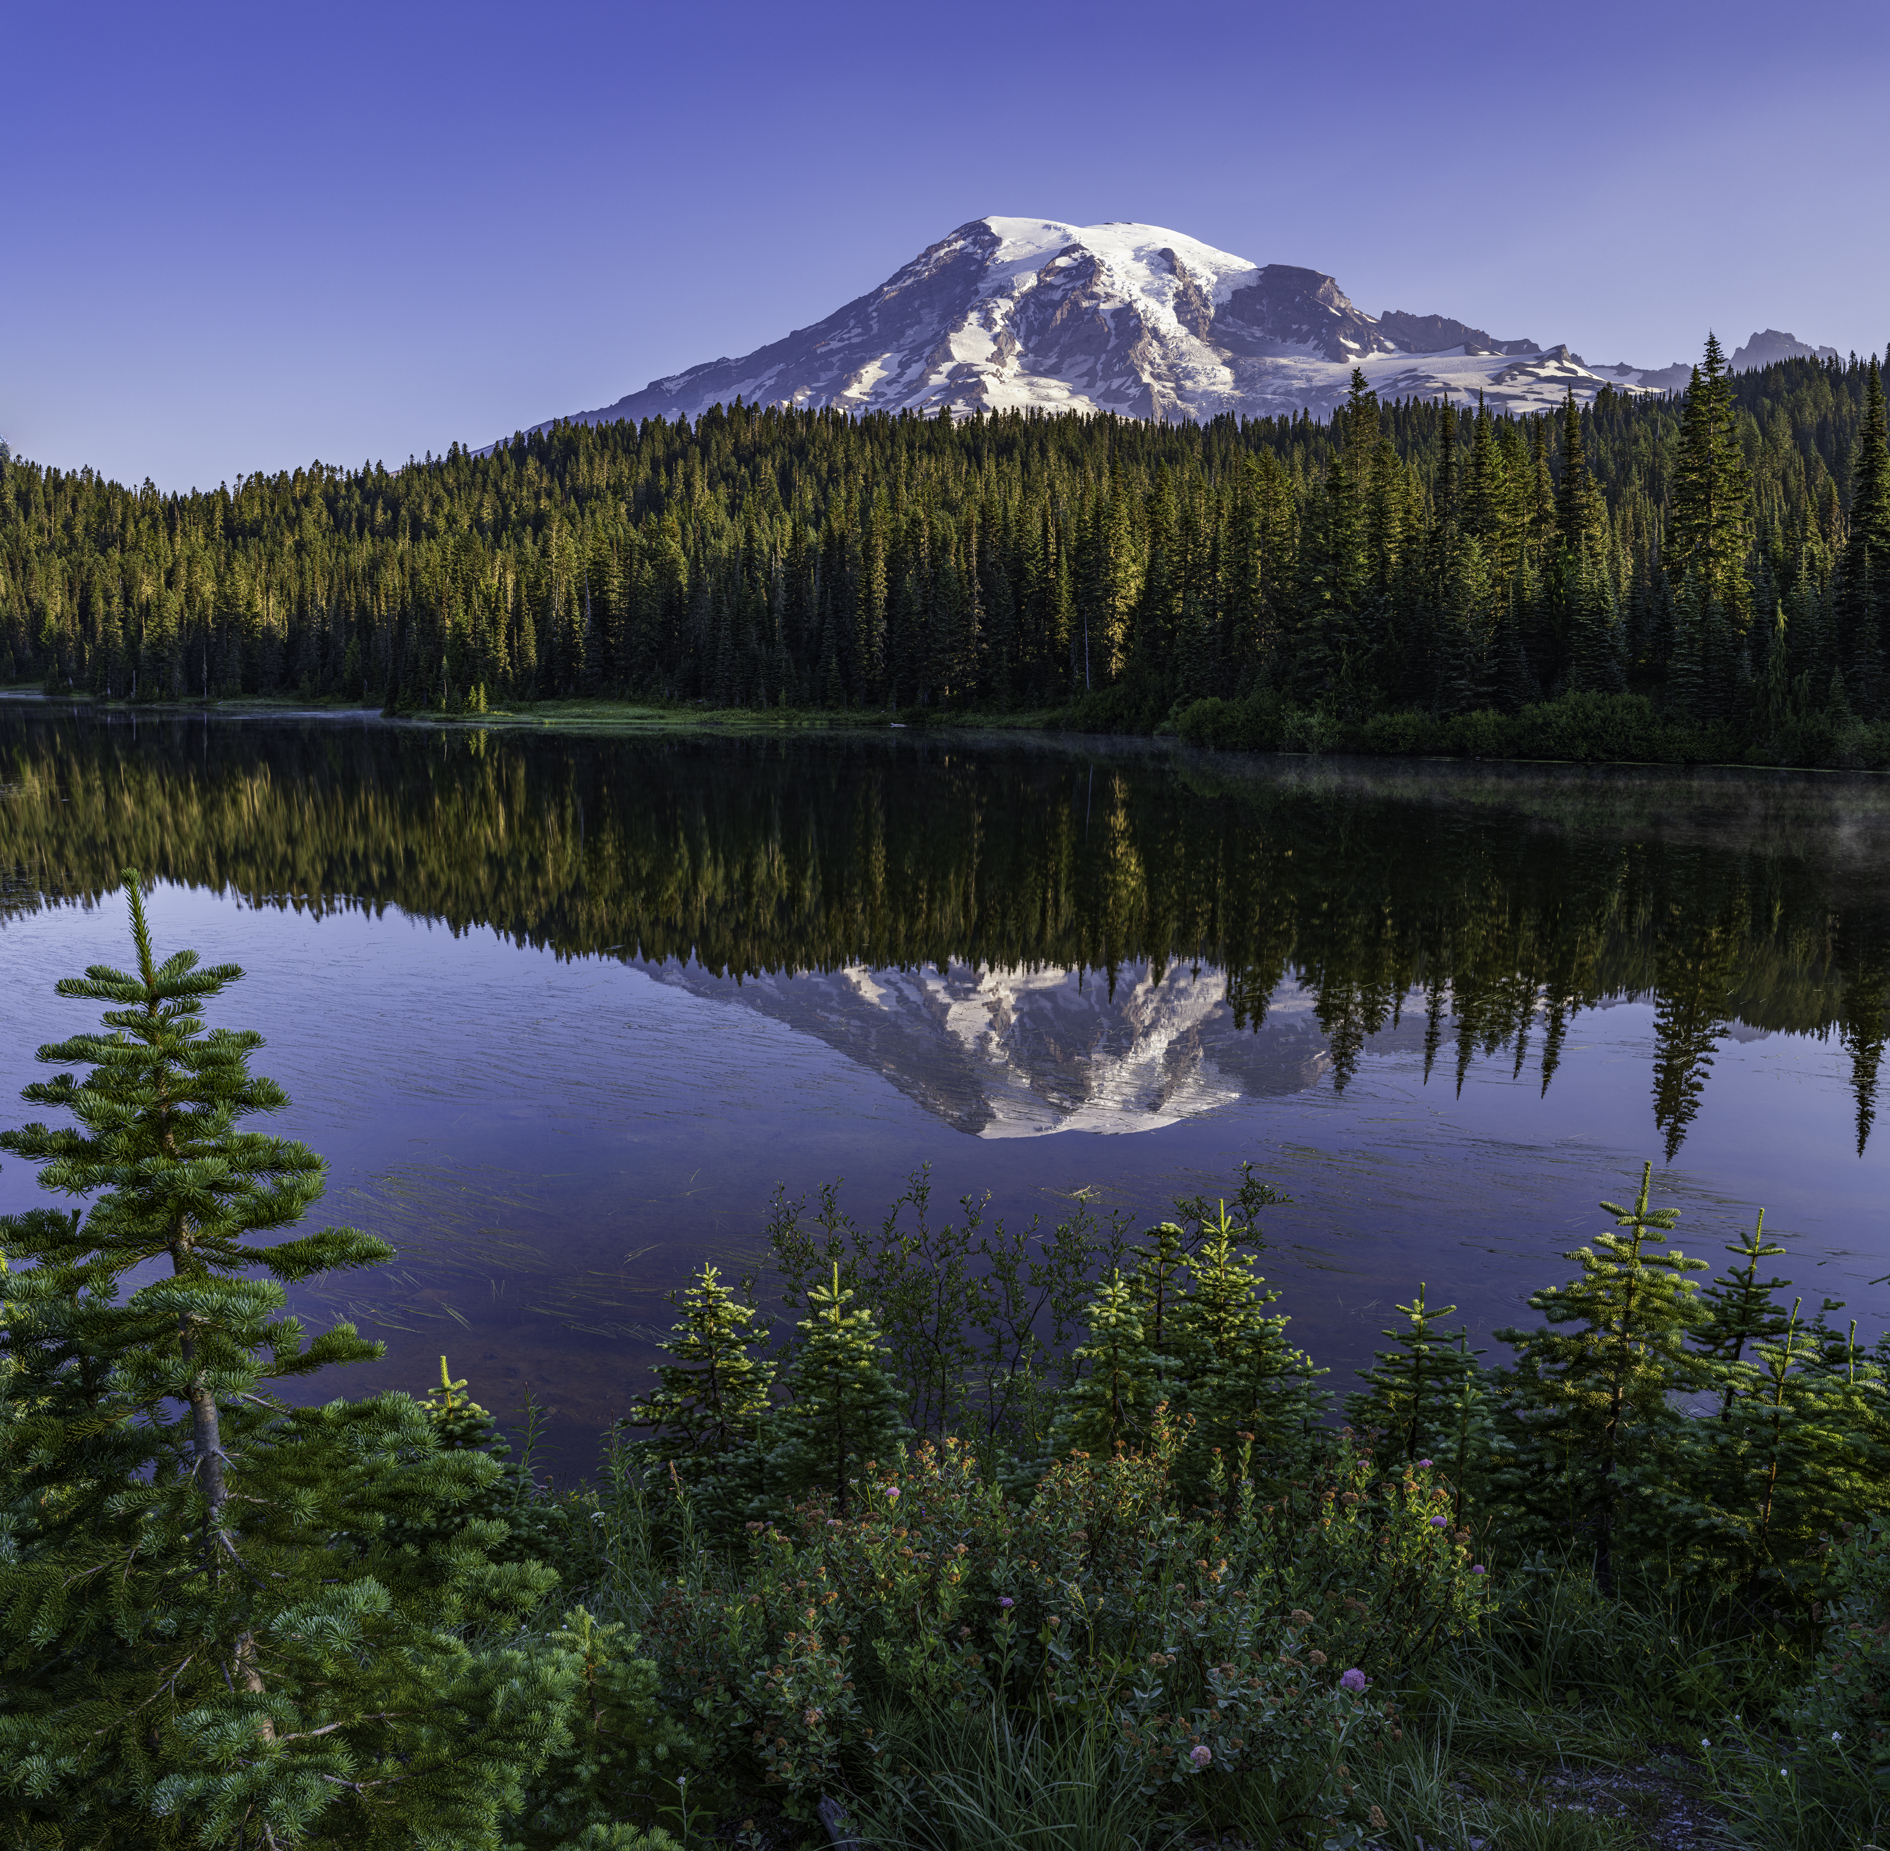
[6,0,1887,490]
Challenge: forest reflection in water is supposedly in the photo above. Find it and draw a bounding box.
[5,704,1890,1160]
[4,705,1890,1467]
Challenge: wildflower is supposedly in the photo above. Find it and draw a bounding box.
[998,1596,1014,1609]
[1340,1668,1368,1692]
[1369,1807,1388,1830]
[1289,1608,1315,1626]
[1190,1745,1212,1770]
[886,1485,900,1500]
[1416,1458,1432,1468]
[1471,1564,1486,1575]
[1309,1650,1328,1665]
[1429,1515,1448,1528]
[1701,1739,1711,1749]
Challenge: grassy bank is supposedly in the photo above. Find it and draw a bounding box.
[22,679,1890,772]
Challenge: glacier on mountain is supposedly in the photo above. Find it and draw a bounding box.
[536,216,1707,435]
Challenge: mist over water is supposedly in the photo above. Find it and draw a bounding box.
[4,703,1888,1471]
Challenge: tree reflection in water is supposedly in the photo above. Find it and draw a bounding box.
[4,707,1888,1160]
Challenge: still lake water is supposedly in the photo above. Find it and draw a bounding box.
[4,702,1889,1472]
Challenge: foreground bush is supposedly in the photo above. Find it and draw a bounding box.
[557,1425,1484,1846]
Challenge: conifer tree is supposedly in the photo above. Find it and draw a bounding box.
[1566,547,1627,694]
[1554,390,1606,558]
[1127,1219,1192,1363]
[766,1264,907,1514]
[1170,1202,1324,1493]
[1490,1163,1708,1591]
[1692,1211,1796,1417]
[1345,1283,1483,1468]
[1666,336,1753,642]
[1836,359,1890,712]
[1665,1302,1885,1591]
[383,1356,531,1558]
[1051,1271,1165,1458]
[625,1263,773,1465]
[0,875,570,1848]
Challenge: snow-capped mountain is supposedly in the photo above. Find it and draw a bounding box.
[540,217,1713,433]
[642,956,1331,1137]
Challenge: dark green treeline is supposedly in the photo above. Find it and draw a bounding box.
[6,343,1890,738]
[5,711,1888,1158]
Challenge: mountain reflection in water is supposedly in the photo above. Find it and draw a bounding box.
[645,960,1329,1137]
[5,706,1890,1161]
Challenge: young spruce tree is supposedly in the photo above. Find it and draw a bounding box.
[1489,1162,1707,1593]
[1170,1202,1324,1496]
[0,875,569,1849]
[767,1264,907,1515]
[1346,1283,1485,1472]
[1050,1271,1167,1460]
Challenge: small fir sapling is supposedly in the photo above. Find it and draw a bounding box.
[765,1262,908,1515]
[1170,1200,1325,1494]
[617,1261,777,1536]
[1345,1283,1486,1469]
[1489,1161,1708,1591]
[0,874,571,1849]
[1048,1270,1167,1458]
[622,1263,774,1467]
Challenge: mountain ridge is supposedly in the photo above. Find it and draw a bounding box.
[525,217,1834,436]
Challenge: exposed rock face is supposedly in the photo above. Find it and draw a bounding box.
[529,216,1702,436]
[1376,309,1536,357]
[1728,328,1841,371]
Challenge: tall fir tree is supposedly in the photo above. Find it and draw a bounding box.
[1665,336,1753,684]
[1835,358,1890,713]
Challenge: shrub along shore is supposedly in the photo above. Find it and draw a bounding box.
[23,678,1890,775]
[1,879,1885,1850]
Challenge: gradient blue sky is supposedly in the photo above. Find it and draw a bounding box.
[6,0,1887,490]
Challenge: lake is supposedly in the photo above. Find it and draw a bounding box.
[4,700,1888,1474]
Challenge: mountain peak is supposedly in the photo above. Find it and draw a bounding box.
[534,216,1672,436]
[1729,328,1840,371]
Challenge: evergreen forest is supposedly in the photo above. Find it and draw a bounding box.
[6,340,1890,765]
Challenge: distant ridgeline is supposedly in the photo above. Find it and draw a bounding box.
[3,341,1890,754]
[4,713,1888,1158]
